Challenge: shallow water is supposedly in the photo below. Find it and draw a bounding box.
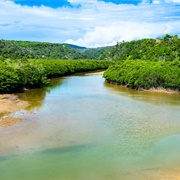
[0,73,180,179]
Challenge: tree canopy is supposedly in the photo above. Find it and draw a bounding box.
[100,34,180,62]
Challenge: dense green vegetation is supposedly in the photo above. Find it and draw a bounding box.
[101,34,180,61]
[0,59,113,93]
[0,39,112,60]
[63,43,87,51]
[83,46,113,59]
[102,34,180,91]
[0,40,87,59]
[103,60,180,91]
[1,34,180,92]
[1,34,180,61]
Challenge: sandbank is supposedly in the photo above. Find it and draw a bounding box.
[86,71,105,75]
[0,94,28,127]
[0,94,28,114]
[0,117,23,127]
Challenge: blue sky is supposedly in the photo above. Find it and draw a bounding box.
[0,0,180,47]
[13,0,73,8]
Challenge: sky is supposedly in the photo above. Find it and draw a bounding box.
[0,0,180,47]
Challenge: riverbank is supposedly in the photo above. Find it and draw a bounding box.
[106,80,179,94]
[0,117,23,127]
[86,71,105,75]
[144,87,179,93]
[0,94,28,127]
[0,94,28,114]
[103,60,180,92]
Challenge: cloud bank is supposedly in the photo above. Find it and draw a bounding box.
[0,0,180,47]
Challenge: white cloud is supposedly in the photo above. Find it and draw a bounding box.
[0,0,180,47]
[153,0,180,3]
[66,21,180,47]
[68,0,97,4]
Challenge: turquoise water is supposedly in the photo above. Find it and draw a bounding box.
[0,73,180,179]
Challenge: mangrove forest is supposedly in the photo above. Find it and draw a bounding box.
[0,34,180,93]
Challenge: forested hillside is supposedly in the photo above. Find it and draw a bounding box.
[1,34,180,92]
[0,40,87,59]
[1,34,180,61]
[83,46,113,59]
[102,34,180,91]
[63,43,87,51]
[100,34,180,62]
[0,39,113,60]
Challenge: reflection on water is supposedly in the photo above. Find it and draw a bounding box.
[17,78,63,111]
[104,81,180,106]
[0,73,180,179]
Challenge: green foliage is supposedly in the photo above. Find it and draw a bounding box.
[103,60,180,91]
[83,46,113,59]
[33,59,114,78]
[0,40,32,59]
[1,34,180,61]
[0,40,113,60]
[0,59,113,93]
[0,62,21,93]
[104,34,180,90]
[0,59,48,93]
[0,40,88,60]
[101,34,180,62]
[1,34,180,93]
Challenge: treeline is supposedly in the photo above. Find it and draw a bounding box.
[33,59,113,78]
[0,39,112,60]
[83,46,113,59]
[0,40,87,59]
[1,34,180,92]
[1,34,180,61]
[102,34,180,91]
[103,60,180,91]
[0,59,113,94]
[100,34,180,62]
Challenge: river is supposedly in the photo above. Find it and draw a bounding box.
[0,72,180,179]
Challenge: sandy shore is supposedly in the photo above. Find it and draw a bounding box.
[107,81,179,94]
[144,87,179,94]
[0,94,29,127]
[86,71,105,75]
[0,94,28,114]
[0,117,23,127]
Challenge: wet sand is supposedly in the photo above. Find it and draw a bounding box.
[107,81,179,94]
[144,87,179,94]
[0,94,28,127]
[0,117,23,127]
[0,94,28,114]
[86,71,105,75]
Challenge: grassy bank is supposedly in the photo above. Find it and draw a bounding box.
[0,59,113,94]
[103,60,180,91]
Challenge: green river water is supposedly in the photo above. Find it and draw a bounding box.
[0,72,180,179]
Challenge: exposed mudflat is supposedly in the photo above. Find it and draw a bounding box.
[0,94,28,114]
[0,94,28,127]
[86,71,105,75]
[0,117,23,127]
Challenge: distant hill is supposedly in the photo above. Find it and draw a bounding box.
[62,43,87,51]
[0,39,113,60]
[1,34,179,61]
[100,34,180,61]
[83,46,113,59]
[0,40,87,59]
